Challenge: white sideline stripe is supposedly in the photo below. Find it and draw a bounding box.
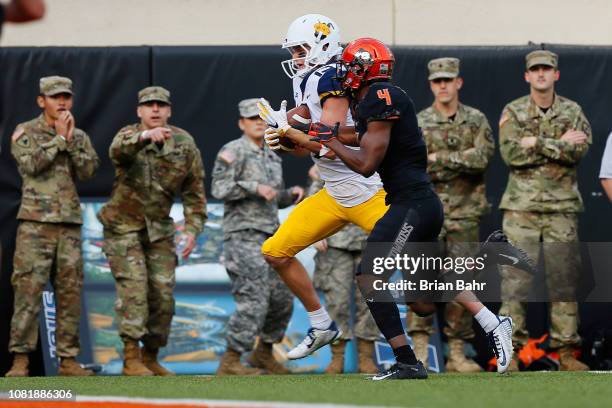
[76,395,400,408]
[518,370,612,374]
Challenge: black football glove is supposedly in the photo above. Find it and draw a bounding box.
[308,122,340,144]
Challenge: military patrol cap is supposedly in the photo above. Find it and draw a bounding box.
[525,50,558,70]
[238,98,260,118]
[40,76,73,96]
[138,86,171,105]
[428,57,460,80]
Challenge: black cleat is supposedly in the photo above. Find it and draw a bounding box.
[371,361,428,380]
[480,230,536,275]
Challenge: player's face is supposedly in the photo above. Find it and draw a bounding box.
[37,93,73,120]
[525,65,559,92]
[288,44,311,70]
[137,101,172,129]
[429,77,462,104]
[239,116,267,139]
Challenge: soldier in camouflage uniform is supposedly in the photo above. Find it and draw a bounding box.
[407,58,494,372]
[212,99,303,375]
[6,76,99,377]
[98,86,207,376]
[499,50,590,371]
[308,165,380,374]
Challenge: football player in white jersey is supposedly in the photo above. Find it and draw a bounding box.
[258,14,396,360]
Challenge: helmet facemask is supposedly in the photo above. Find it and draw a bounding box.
[281,43,313,79]
[336,50,374,92]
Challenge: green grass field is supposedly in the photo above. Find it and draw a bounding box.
[1,372,611,407]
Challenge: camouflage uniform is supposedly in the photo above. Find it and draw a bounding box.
[408,59,494,344]
[211,99,294,354]
[309,178,379,342]
[498,51,591,349]
[9,76,99,357]
[98,87,206,349]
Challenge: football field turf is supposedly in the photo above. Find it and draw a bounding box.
[1,372,611,408]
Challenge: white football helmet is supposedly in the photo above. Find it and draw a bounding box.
[281,14,342,79]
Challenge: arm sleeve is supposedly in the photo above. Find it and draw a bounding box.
[211,146,258,200]
[67,131,100,181]
[537,109,591,165]
[499,107,546,168]
[437,117,495,173]
[11,131,66,176]
[109,127,148,166]
[600,132,612,178]
[181,148,207,236]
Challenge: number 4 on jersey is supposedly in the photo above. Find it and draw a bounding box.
[377,88,392,105]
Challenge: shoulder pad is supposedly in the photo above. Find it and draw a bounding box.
[360,83,405,122]
[316,66,345,101]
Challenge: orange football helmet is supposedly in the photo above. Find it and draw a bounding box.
[336,37,395,91]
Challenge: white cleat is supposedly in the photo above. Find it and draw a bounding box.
[286,322,342,360]
[488,315,514,374]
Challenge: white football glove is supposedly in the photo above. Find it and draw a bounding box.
[264,127,282,151]
[258,98,290,136]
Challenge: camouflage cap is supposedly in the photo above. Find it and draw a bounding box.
[238,98,260,118]
[428,57,460,80]
[40,76,73,96]
[138,86,171,105]
[526,50,558,70]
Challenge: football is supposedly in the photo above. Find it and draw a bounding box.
[280,104,311,151]
[287,104,311,127]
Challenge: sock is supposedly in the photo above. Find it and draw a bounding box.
[364,294,406,340]
[475,307,499,333]
[393,345,418,365]
[308,307,332,330]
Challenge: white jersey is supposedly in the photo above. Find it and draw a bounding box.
[293,63,383,207]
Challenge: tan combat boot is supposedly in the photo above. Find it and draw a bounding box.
[357,339,378,374]
[142,347,175,376]
[445,338,482,373]
[122,340,154,376]
[247,341,289,374]
[5,353,29,377]
[559,346,589,371]
[411,332,429,368]
[58,358,95,376]
[325,340,346,374]
[217,348,262,375]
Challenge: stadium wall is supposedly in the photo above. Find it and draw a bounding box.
[1,44,611,374]
[2,0,612,47]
